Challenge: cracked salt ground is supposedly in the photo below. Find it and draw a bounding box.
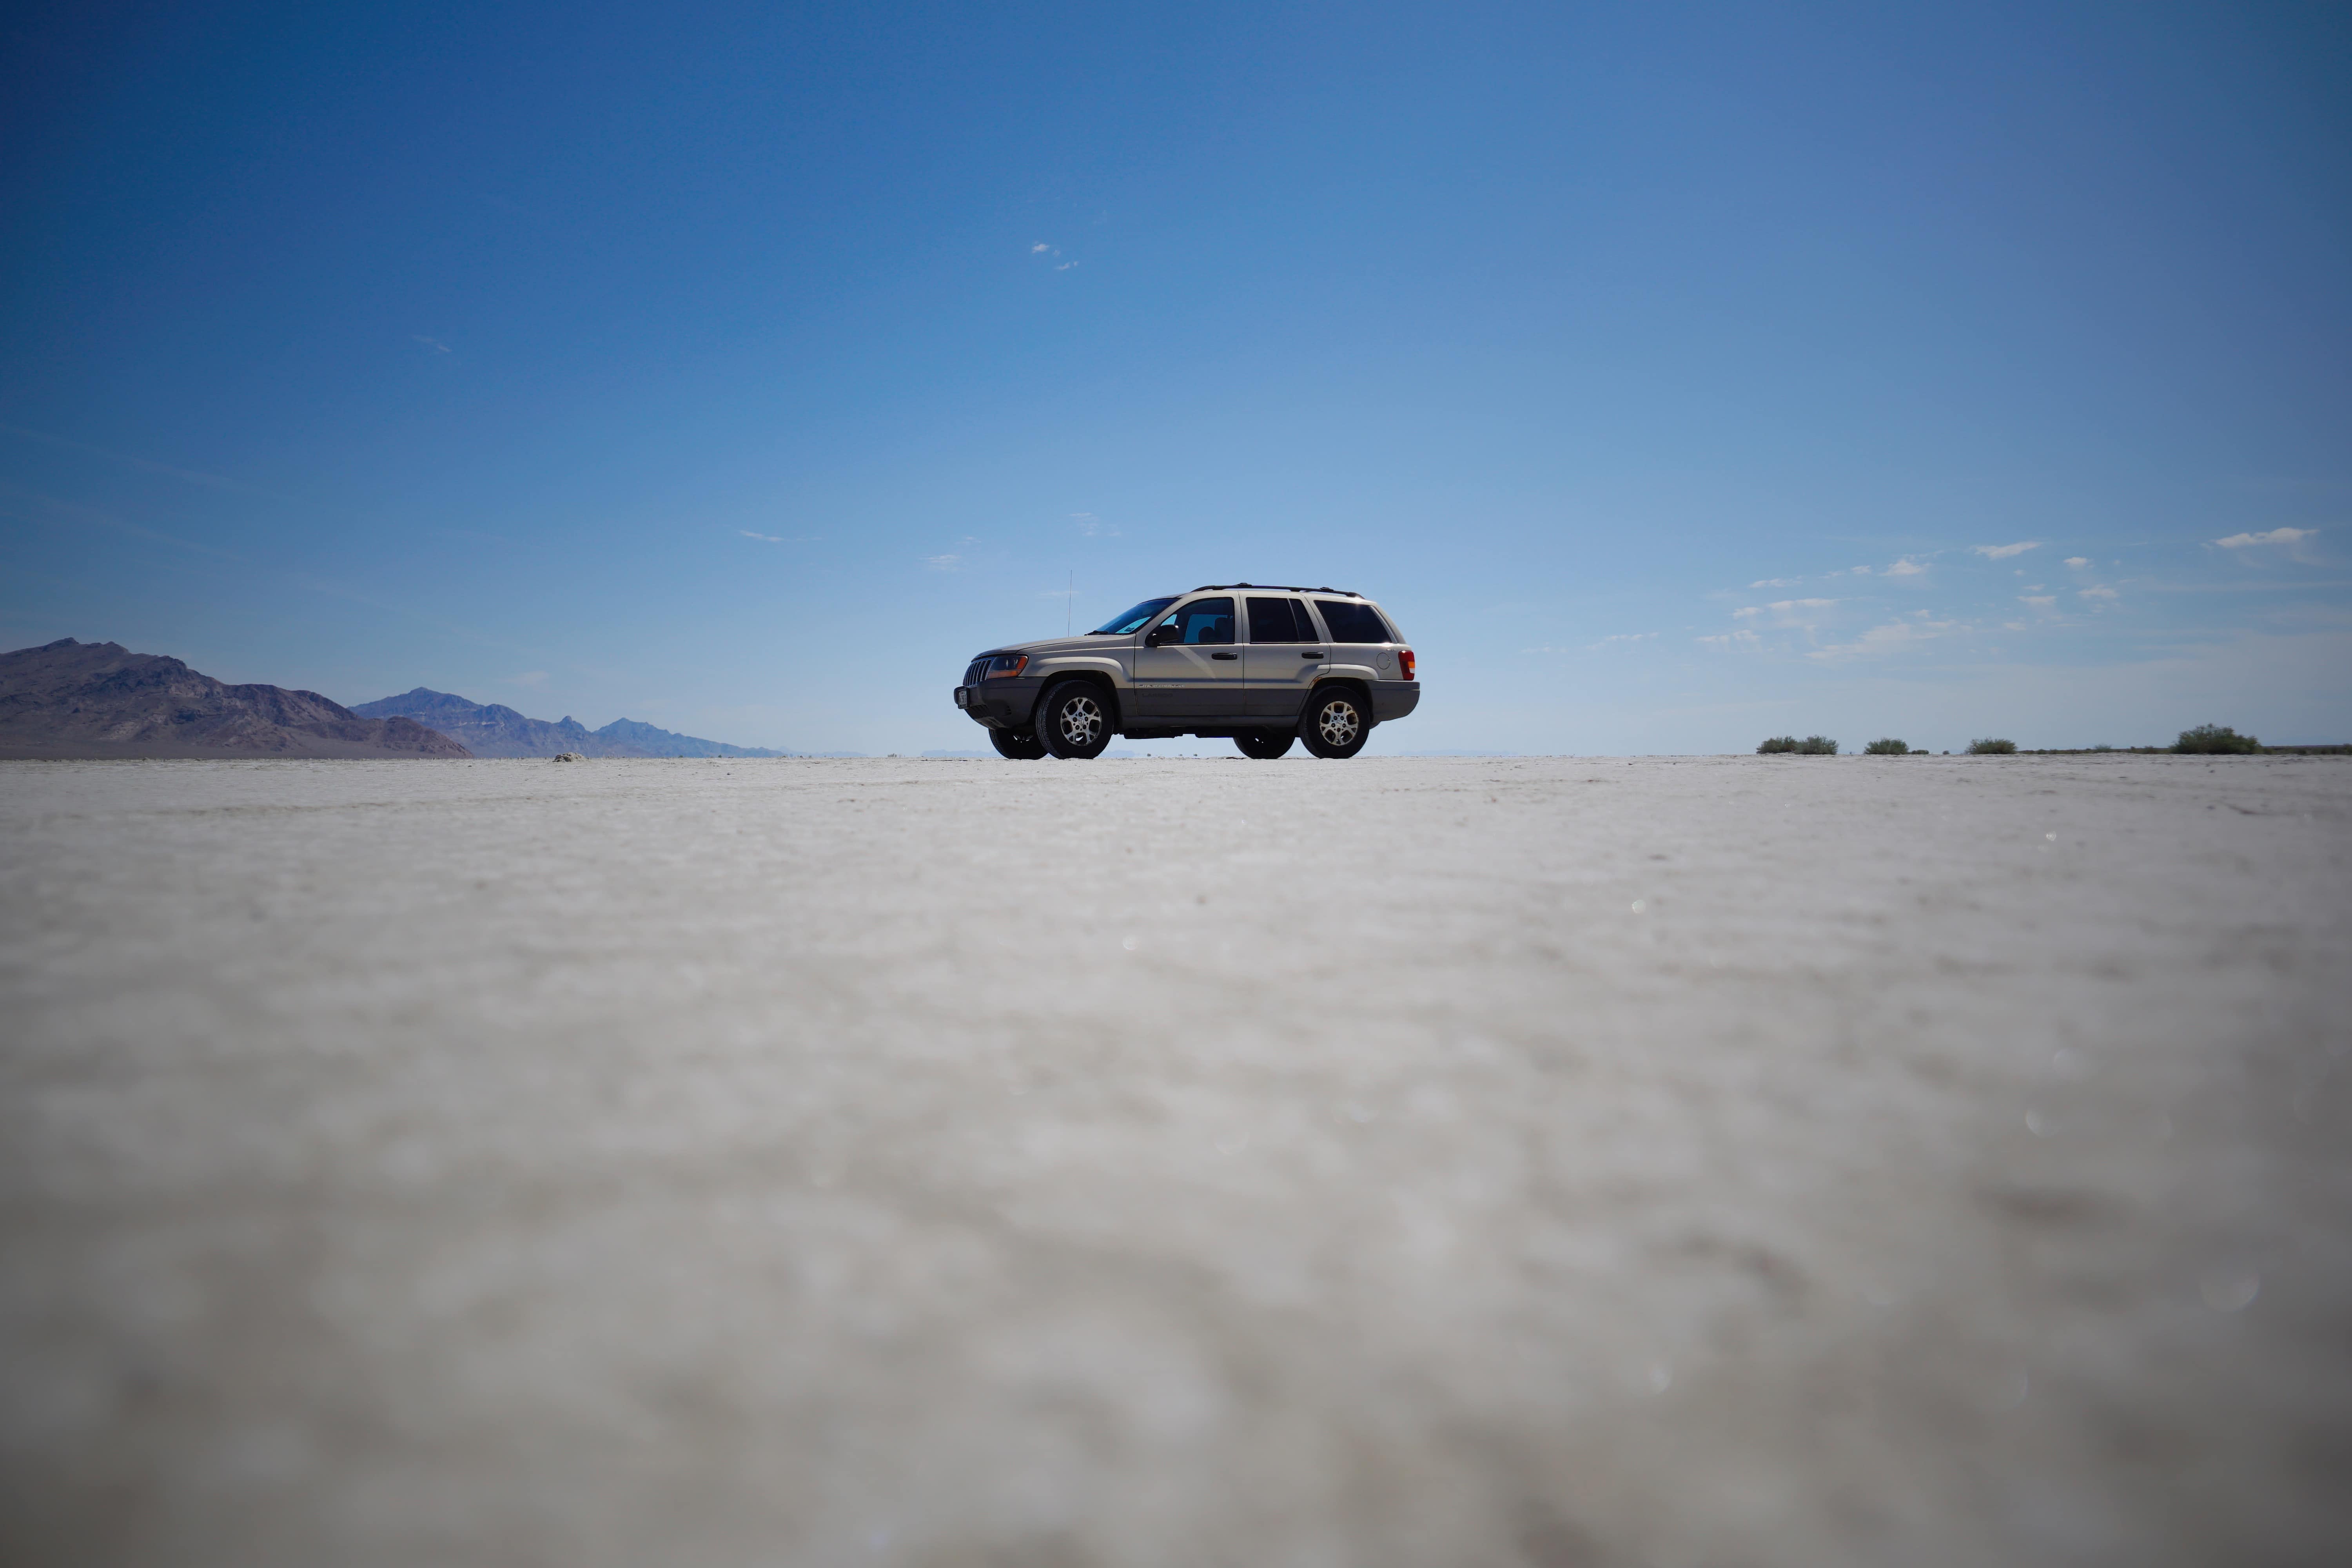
[0,753,2348,1567]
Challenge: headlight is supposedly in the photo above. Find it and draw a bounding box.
[985,654,1029,678]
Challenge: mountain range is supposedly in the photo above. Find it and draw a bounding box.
[350,689,787,758]
[0,640,471,760]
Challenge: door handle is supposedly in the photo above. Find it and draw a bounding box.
[1301,651,1324,659]
[1210,652,1238,660]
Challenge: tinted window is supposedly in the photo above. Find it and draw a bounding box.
[1246,597,1310,642]
[1315,600,1392,643]
[1156,597,1234,645]
[1092,597,1178,635]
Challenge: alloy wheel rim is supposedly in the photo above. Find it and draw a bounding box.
[1318,702,1359,746]
[1058,697,1102,746]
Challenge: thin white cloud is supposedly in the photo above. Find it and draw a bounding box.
[2019,595,2057,609]
[1031,243,1051,254]
[1072,512,1118,537]
[1974,541,2040,560]
[923,554,962,572]
[2080,585,2118,599]
[1850,565,1872,575]
[2063,556,2091,568]
[2213,527,2316,548]
[1808,615,1965,661]
[1748,577,1798,589]
[1698,629,1760,649]
[1884,557,1927,577]
[740,530,818,544]
[412,335,451,354]
[1730,599,1835,631]
[0,421,249,490]
[1055,261,1079,271]
[741,530,782,542]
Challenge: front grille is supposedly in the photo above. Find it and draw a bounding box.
[963,659,989,687]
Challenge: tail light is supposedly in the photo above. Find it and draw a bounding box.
[985,654,1029,679]
[1398,648,1416,680]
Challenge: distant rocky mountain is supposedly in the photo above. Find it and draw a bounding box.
[590,716,789,759]
[350,689,786,758]
[0,640,471,760]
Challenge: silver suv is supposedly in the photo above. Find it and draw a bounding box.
[952,586,1419,759]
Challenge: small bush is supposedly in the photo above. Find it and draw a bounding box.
[1796,735,1838,755]
[1864,738,1909,755]
[2175,723,2261,754]
[1967,737,2018,755]
[1757,736,1798,753]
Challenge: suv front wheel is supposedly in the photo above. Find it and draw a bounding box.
[1299,687,1371,759]
[1036,681,1113,759]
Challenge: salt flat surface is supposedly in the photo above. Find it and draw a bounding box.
[2,754,2347,1568]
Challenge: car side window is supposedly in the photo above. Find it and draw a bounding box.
[1245,597,1309,642]
[1156,597,1234,645]
[1313,599,1391,644]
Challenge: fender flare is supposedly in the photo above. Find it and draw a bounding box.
[1037,671,1124,732]
[1300,677,1374,728]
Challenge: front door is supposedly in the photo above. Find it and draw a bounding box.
[1243,596,1327,719]
[1131,596,1243,718]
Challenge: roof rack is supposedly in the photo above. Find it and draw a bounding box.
[1187,584,1362,596]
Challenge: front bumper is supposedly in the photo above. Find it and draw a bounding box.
[952,678,1042,730]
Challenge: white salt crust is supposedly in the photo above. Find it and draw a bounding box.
[0,754,2346,1566]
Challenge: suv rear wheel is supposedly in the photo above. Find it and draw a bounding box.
[1234,730,1293,759]
[1037,681,1113,759]
[990,727,1047,760]
[1299,687,1370,759]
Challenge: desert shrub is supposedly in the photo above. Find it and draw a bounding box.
[1967,737,2018,755]
[1757,736,1798,753]
[1863,738,1909,755]
[2174,723,2261,754]
[1796,735,1838,755]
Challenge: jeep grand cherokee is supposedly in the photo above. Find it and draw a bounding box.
[951,585,1418,759]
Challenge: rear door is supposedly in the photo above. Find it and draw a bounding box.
[1131,596,1243,718]
[1243,596,1326,719]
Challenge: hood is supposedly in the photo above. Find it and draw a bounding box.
[977,633,1128,659]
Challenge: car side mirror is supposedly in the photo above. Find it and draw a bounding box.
[1144,626,1167,648]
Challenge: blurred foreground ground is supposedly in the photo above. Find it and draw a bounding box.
[2,754,2348,1567]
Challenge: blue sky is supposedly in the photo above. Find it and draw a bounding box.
[4,1,2347,753]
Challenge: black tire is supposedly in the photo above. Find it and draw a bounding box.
[1036,681,1114,759]
[1298,686,1371,759]
[1234,730,1294,759]
[990,727,1047,760]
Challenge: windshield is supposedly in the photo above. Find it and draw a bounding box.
[1090,596,1178,635]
